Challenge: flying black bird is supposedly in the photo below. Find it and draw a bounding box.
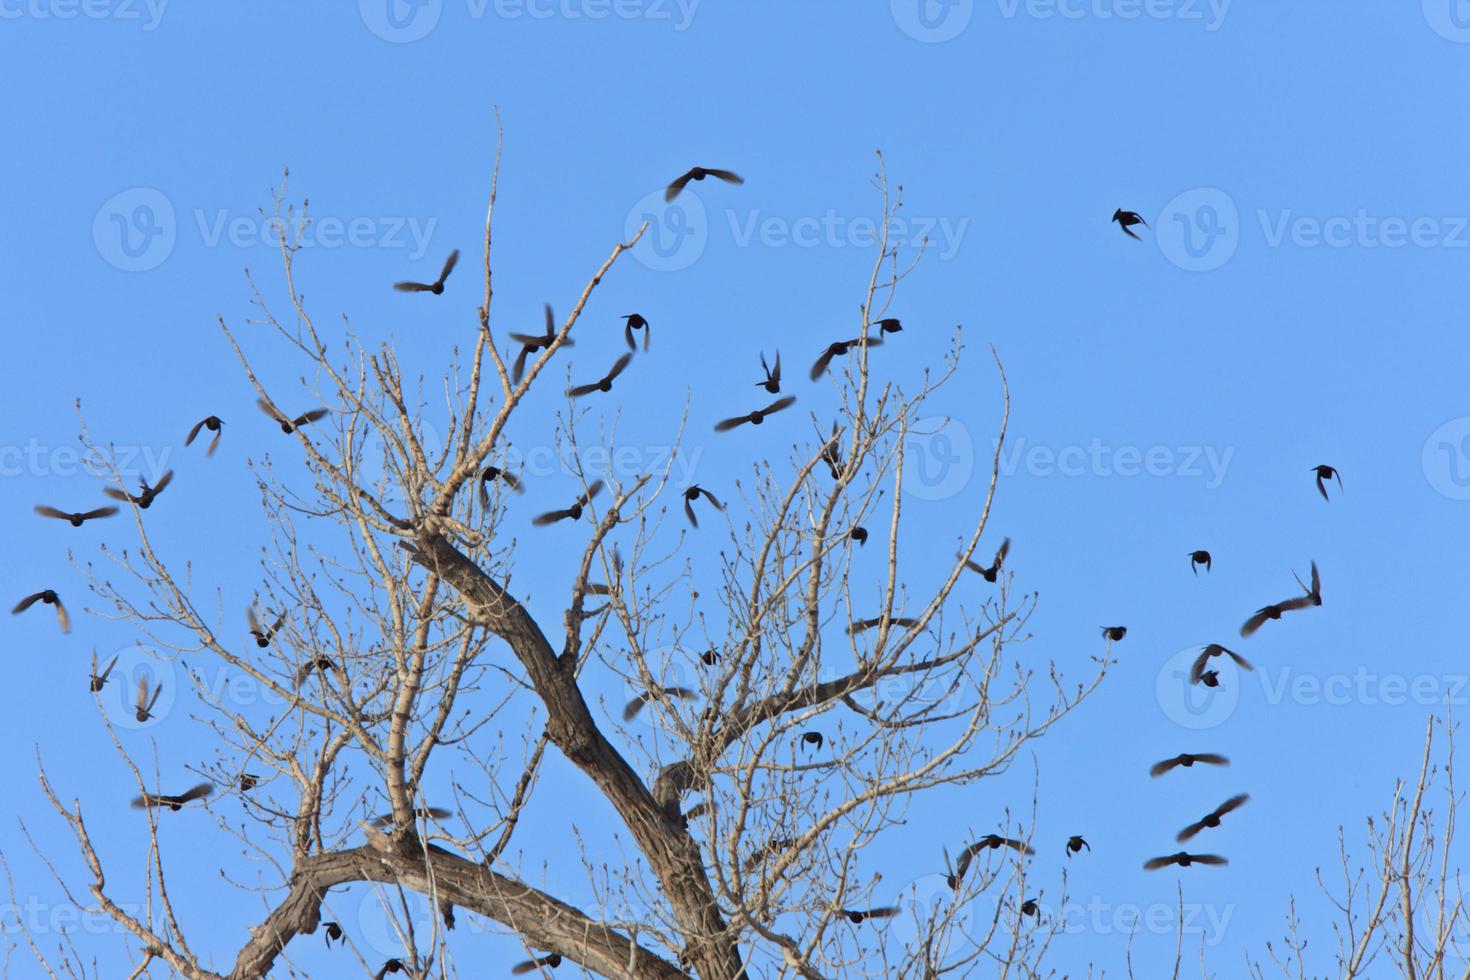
[1177,794,1250,842]
[89,651,117,692]
[13,590,69,633]
[742,837,798,873]
[104,470,174,509]
[247,606,285,648]
[1112,209,1149,239]
[1191,644,1253,683]
[819,421,844,479]
[665,166,743,201]
[393,248,459,294]
[1101,626,1127,642]
[874,317,903,334]
[322,921,343,948]
[756,351,782,394]
[800,731,824,751]
[1199,670,1222,688]
[714,395,796,432]
[532,480,603,526]
[34,504,117,527]
[257,398,329,434]
[185,415,225,457]
[1240,561,1321,637]
[1066,835,1090,857]
[1150,752,1229,777]
[849,526,868,546]
[1020,898,1040,918]
[842,906,898,924]
[239,773,260,791]
[680,800,716,829]
[623,686,697,721]
[135,676,162,722]
[131,782,212,811]
[960,538,1010,582]
[1144,852,1227,870]
[810,335,884,380]
[848,615,918,635]
[295,656,337,686]
[478,466,523,507]
[509,304,574,384]
[567,353,633,397]
[949,835,1034,889]
[1189,550,1212,575]
[699,649,721,666]
[511,953,562,975]
[621,313,650,351]
[1312,464,1342,501]
[373,959,407,979]
[370,806,451,828]
[682,485,723,528]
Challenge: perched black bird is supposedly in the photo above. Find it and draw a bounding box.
[621,313,650,351]
[295,656,337,686]
[1101,626,1127,642]
[322,921,343,948]
[89,651,118,692]
[1150,753,1229,777]
[682,485,723,528]
[665,166,743,201]
[842,906,898,924]
[874,317,903,334]
[567,353,633,397]
[533,480,604,526]
[103,470,174,509]
[1240,561,1321,637]
[509,304,575,384]
[1144,852,1227,870]
[1189,550,1212,575]
[1066,835,1090,857]
[373,959,407,979]
[393,248,459,294]
[248,606,285,648]
[132,782,212,811]
[35,504,118,527]
[949,835,1034,889]
[1191,644,1253,683]
[14,590,69,633]
[185,415,225,457]
[478,466,523,507]
[623,686,696,721]
[1112,209,1149,239]
[511,953,562,975]
[1312,464,1342,501]
[799,731,824,751]
[370,806,451,828]
[1177,794,1250,841]
[848,615,917,635]
[810,336,884,380]
[134,677,162,722]
[849,526,868,546]
[960,538,1010,583]
[756,351,782,394]
[714,395,796,432]
[257,398,329,434]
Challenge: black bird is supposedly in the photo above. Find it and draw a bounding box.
[248,606,285,648]
[322,921,343,948]
[185,415,225,457]
[819,421,844,479]
[1240,561,1321,637]
[509,304,575,384]
[665,166,743,201]
[1144,852,1227,871]
[1101,626,1127,642]
[1066,835,1090,857]
[1112,209,1149,239]
[567,353,633,397]
[478,466,523,507]
[960,538,1010,583]
[103,470,174,509]
[1150,753,1229,777]
[848,615,918,635]
[1199,670,1222,688]
[370,806,451,828]
[257,398,329,434]
[532,480,603,526]
[89,651,117,692]
[239,773,260,791]
[682,485,723,528]
[14,590,69,633]
[134,677,162,722]
[742,837,798,873]
[799,731,824,751]
[680,800,716,828]
[1312,464,1342,501]
[393,248,459,294]
[1189,550,1212,575]
[623,686,697,721]
[511,953,562,975]
[699,649,721,666]
[1191,644,1252,683]
[373,959,407,979]
[810,336,884,380]
[714,395,796,432]
[621,313,650,351]
[874,317,903,334]
[756,351,782,394]
[949,835,1034,889]
[1020,898,1040,918]
[842,906,898,924]
[295,656,337,686]
[131,782,211,811]
[849,526,868,546]
[1177,794,1250,841]
[439,899,456,931]
[34,504,118,527]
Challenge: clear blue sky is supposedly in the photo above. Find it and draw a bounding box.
[4,2,1470,975]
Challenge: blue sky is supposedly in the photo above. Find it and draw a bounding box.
[4,1,1470,976]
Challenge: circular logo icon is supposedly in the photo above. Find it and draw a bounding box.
[356,418,445,509]
[883,872,986,950]
[902,416,974,501]
[1154,646,1241,730]
[1423,0,1470,41]
[94,188,176,272]
[1424,417,1470,500]
[354,889,433,957]
[626,187,708,272]
[1155,188,1240,273]
[359,0,442,42]
[96,644,179,730]
[891,0,974,42]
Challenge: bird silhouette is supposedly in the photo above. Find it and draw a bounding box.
[1066,835,1090,857]
[682,485,723,528]
[1144,852,1227,870]
[1199,670,1222,688]
[1113,209,1149,239]
[1312,464,1342,501]
[1150,753,1229,777]
[1101,626,1127,642]
[960,538,1010,582]
[373,959,407,979]
[848,615,918,635]
[370,806,451,828]
[1020,898,1040,918]
[322,921,343,948]
[1177,794,1250,841]
[131,782,211,811]
[1189,550,1212,575]
[134,677,162,722]
[393,248,459,294]
[248,606,285,648]
[1240,561,1321,636]
[239,773,260,791]
[621,313,650,351]
[810,336,884,380]
[295,656,337,686]
[665,166,743,201]
[532,481,603,526]
[89,651,118,692]
[714,395,796,432]
[184,415,225,457]
[34,505,117,527]
[874,317,903,334]
[849,526,869,546]
[819,421,844,479]
[567,353,633,397]
[103,470,174,509]
[799,731,824,751]
[742,837,798,873]
[623,686,696,721]
[756,351,782,394]
[257,398,329,434]
[949,835,1034,889]
[13,590,69,633]
[842,906,899,924]
[699,649,721,666]
[1191,644,1252,683]
[509,304,574,384]
[511,953,562,975]
[478,466,523,507]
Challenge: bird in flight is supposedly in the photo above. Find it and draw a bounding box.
[849,526,869,546]
[184,415,225,457]
[960,538,1010,583]
[248,607,285,648]
[393,248,459,294]
[34,504,117,527]
[623,686,697,721]
[257,398,329,434]
[295,656,337,687]
[321,921,343,948]
[567,353,633,398]
[756,351,782,394]
[1312,464,1342,501]
[478,466,523,507]
[1144,852,1227,870]
[1198,670,1222,688]
[1177,794,1250,841]
[841,906,899,924]
[621,313,650,351]
[532,481,604,526]
[810,336,884,380]
[132,782,212,811]
[509,304,574,384]
[1112,209,1149,239]
[819,421,844,479]
[1191,644,1252,683]
[373,959,408,979]
[665,166,743,201]
[1150,752,1229,777]
[800,731,825,751]
[949,835,1034,889]
[1066,835,1090,857]
[1101,626,1127,642]
[682,485,723,528]
[714,395,796,432]
[370,806,451,828]
[13,590,69,633]
[135,677,162,722]
[874,317,903,334]
[1240,560,1321,636]
[848,615,918,635]
[1189,550,1212,575]
[1020,898,1040,918]
[103,470,174,509]
[89,651,118,692]
[511,953,562,975]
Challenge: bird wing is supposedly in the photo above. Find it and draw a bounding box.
[1176,819,1207,842]
[98,655,118,682]
[1239,608,1272,637]
[994,537,1011,567]
[13,592,43,614]
[765,395,796,416]
[85,506,121,520]
[664,169,696,201]
[1143,855,1177,870]
[54,598,70,634]
[1316,472,1329,500]
[1194,753,1229,766]
[393,280,433,292]
[605,352,633,382]
[532,509,570,526]
[714,414,749,432]
[185,418,205,446]
[151,470,174,495]
[293,408,329,427]
[1149,756,1180,777]
[1190,650,1211,683]
[1217,793,1250,815]
[566,382,600,398]
[437,248,460,284]
[34,505,71,519]
[1191,854,1228,865]
[181,782,214,803]
[810,348,836,380]
[207,428,222,457]
[1224,648,1253,671]
[704,168,743,184]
